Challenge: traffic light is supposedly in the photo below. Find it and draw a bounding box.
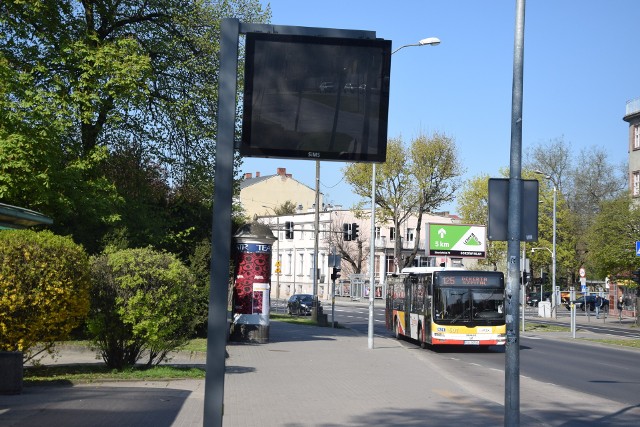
[343,223,351,241]
[285,221,294,239]
[330,267,341,281]
[541,272,548,284]
[522,270,531,285]
[350,223,359,240]
[632,269,640,285]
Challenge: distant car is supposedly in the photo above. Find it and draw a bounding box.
[565,295,609,312]
[287,294,319,315]
[527,292,551,307]
[319,82,335,93]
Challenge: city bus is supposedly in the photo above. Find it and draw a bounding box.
[385,267,506,347]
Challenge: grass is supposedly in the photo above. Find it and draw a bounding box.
[583,339,640,349]
[270,313,318,325]
[524,323,570,332]
[24,364,205,384]
[525,321,640,348]
[24,313,325,384]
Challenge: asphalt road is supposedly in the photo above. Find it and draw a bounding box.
[324,299,640,408]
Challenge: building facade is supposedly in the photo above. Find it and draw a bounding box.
[257,207,476,301]
[239,167,323,219]
[624,97,640,199]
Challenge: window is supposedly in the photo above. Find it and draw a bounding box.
[633,172,640,197]
[389,227,395,240]
[406,228,415,242]
[297,252,304,276]
[374,226,381,240]
[635,125,640,150]
[286,253,292,275]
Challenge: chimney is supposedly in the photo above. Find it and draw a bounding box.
[255,171,260,178]
[277,167,286,176]
[244,173,252,179]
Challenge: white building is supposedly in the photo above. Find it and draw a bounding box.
[257,207,477,301]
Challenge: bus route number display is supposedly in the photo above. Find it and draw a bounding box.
[436,272,503,287]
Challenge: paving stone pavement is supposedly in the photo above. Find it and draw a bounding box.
[1,310,639,426]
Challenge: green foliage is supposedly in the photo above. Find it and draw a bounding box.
[1,0,271,255]
[274,201,297,215]
[344,134,463,269]
[188,239,213,336]
[0,230,90,361]
[586,196,640,278]
[87,247,202,370]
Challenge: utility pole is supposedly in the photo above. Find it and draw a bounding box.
[505,0,526,425]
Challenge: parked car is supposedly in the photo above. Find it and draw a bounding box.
[565,295,609,312]
[527,291,551,307]
[319,82,335,93]
[287,294,319,315]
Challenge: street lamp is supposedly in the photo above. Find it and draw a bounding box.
[367,37,441,350]
[534,170,557,319]
[392,37,441,54]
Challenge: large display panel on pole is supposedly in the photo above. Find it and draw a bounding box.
[241,33,391,162]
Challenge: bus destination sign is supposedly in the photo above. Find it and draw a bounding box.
[435,271,503,287]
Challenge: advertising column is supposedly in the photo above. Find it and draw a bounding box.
[231,222,276,343]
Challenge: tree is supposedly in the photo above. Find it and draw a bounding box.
[0,0,271,252]
[274,201,297,216]
[586,195,640,280]
[456,174,505,271]
[456,169,576,283]
[344,133,463,269]
[88,247,202,369]
[0,230,90,362]
[527,138,626,281]
[406,131,464,267]
[322,216,369,277]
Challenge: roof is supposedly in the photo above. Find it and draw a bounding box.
[239,174,275,190]
[239,173,316,193]
[0,202,53,229]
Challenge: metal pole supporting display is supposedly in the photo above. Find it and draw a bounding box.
[204,19,378,427]
[368,163,376,349]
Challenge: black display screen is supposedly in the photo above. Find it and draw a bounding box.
[241,32,391,162]
[434,271,504,287]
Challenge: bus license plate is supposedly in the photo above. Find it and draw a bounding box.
[464,340,479,345]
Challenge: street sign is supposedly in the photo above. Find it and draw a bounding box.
[427,223,486,258]
[579,267,586,278]
[580,277,587,293]
[636,241,640,256]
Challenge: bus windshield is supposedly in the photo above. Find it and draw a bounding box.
[434,287,504,323]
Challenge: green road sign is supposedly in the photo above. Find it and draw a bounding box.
[428,224,486,258]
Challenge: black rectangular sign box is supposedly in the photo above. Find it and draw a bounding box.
[487,178,539,242]
[241,32,391,162]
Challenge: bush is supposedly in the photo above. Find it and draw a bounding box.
[88,247,202,369]
[0,230,90,362]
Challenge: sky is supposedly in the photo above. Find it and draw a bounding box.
[240,0,638,214]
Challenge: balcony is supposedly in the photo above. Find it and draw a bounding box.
[625,97,640,118]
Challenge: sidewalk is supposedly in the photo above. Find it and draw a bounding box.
[1,318,639,426]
